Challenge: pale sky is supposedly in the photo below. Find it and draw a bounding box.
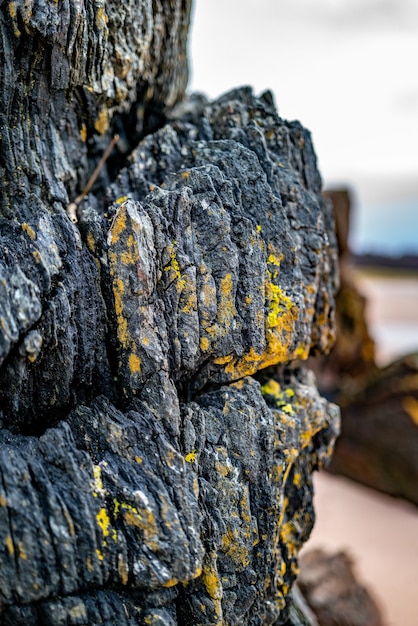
[189,0,418,253]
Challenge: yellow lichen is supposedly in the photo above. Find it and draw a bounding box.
[293,472,302,488]
[5,535,14,556]
[184,450,197,463]
[211,265,300,379]
[92,464,104,494]
[181,284,197,314]
[274,592,286,612]
[214,461,230,478]
[117,501,157,543]
[165,447,180,470]
[201,558,223,621]
[94,108,109,135]
[111,277,128,347]
[128,352,141,374]
[217,273,236,331]
[113,499,121,516]
[267,253,281,267]
[293,342,309,360]
[280,521,297,557]
[9,2,21,37]
[18,543,27,560]
[261,379,281,397]
[163,577,179,588]
[262,321,296,368]
[85,232,95,255]
[221,529,250,567]
[230,378,246,390]
[80,123,87,142]
[281,403,294,415]
[213,354,234,366]
[164,243,186,291]
[200,336,210,351]
[120,245,139,265]
[21,222,36,240]
[266,281,295,329]
[95,7,108,30]
[96,507,111,538]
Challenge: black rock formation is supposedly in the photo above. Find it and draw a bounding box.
[0,3,339,624]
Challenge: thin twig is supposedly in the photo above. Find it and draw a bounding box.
[67,134,120,223]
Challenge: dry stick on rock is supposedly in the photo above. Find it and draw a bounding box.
[67,134,120,223]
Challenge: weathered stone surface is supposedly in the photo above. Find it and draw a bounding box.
[0,371,338,624]
[177,371,338,625]
[0,2,339,623]
[0,0,192,217]
[104,88,338,391]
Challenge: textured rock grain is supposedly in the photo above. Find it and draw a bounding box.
[0,2,339,624]
[0,0,191,216]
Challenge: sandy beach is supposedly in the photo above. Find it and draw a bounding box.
[305,472,418,625]
[303,271,418,625]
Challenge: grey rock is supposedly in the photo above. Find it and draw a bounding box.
[0,2,339,624]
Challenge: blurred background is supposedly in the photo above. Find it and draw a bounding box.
[188,2,418,624]
[189,0,418,256]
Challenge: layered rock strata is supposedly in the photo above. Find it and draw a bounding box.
[0,3,339,624]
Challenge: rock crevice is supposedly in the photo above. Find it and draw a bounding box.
[0,4,339,624]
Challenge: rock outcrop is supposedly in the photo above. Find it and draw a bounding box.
[298,549,384,626]
[328,353,418,506]
[0,3,339,624]
[314,189,418,506]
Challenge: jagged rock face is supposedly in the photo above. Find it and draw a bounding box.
[106,88,338,397]
[0,0,192,214]
[0,2,339,624]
